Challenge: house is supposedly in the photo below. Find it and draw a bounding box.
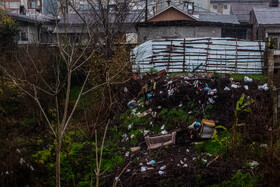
[0,0,57,14]
[154,0,211,12]
[137,5,249,43]
[210,0,269,15]
[250,6,280,49]
[53,9,144,44]
[1,9,56,44]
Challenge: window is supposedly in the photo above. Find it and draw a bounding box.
[28,0,40,9]
[20,32,28,41]
[196,3,203,8]
[213,5,217,9]
[224,5,228,9]
[9,1,20,8]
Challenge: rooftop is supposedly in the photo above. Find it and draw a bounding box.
[231,2,269,23]
[253,7,280,25]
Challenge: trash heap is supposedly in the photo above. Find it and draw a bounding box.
[111,71,273,186]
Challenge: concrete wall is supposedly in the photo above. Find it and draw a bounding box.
[138,26,221,42]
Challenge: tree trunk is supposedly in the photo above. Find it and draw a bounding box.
[56,136,62,187]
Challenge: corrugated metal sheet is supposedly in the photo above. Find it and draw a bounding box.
[131,37,265,74]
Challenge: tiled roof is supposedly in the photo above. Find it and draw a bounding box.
[231,2,269,23]
[253,7,280,25]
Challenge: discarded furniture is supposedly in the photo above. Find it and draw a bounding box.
[145,132,176,150]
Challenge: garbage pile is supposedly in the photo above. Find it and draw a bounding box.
[110,71,273,186]
[119,71,272,145]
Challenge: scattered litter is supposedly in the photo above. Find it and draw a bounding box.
[231,84,240,89]
[183,164,188,167]
[143,130,150,136]
[147,160,156,165]
[20,158,25,165]
[161,130,168,135]
[130,134,135,139]
[177,164,180,167]
[115,177,120,182]
[139,163,143,166]
[137,108,152,118]
[248,161,259,169]
[224,86,230,91]
[260,144,268,148]
[206,153,212,157]
[141,166,147,172]
[127,100,138,107]
[121,134,129,142]
[158,171,165,175]
[16,149,20,153]
[180,160,184,164]
[208,89,217,95]
[208,97,215,104]
[168,89,174,96]
[147,93,152,99]
[131,146,140,152]
[202,159,207,163]
[186,149,190,153]
[160,165,166,170]
[124,87,128,92]
[127,124,132,130]
[125,152,129,157]
[126,169,131,172]
[160,125,165,130]
[258,83,269,91]
[244,76,252,82]
[179,104,182,107]
[244,85,249,90]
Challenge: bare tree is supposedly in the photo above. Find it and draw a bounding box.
[1,1,144,186]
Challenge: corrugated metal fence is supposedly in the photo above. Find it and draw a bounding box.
[131,37,265,74]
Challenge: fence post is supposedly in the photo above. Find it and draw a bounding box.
[183,38,186,73]
[235,38,238,73]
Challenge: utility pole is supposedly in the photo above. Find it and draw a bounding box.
[145,0,148,22]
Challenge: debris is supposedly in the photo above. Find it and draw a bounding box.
[248,161,259,169]
[143,130,150,136]
[127,100,138,108]
[128,124,132,130]
[125,152,129,157]
[200,120,216,139]
[158,171,165,175]
[137,108,152,118]
[224,86,230,91]
[186,149,190,153]
[131,146,140,152]
[160,125,165,130]
[145,132,176,149]
[115,177,120,182]
[180,160,184,164]
[183,164,188,167]
[160,165,166,170]
[121,134,129,142]
[141,166,147,172]
[258,83,269,91]
[260,144,268,148]
[231,84,240,89]
[131,134,135,139]
[147,93,152,99]
[244,76,253,82]
[202,159,207,163]
[124,87,128,92]
[244,85,249,90]
[147,160,156,165]
[161,130,168,135]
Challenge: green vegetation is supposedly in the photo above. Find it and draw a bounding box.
[210,171,257,187]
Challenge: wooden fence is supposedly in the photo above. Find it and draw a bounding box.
[131,37,265,74]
